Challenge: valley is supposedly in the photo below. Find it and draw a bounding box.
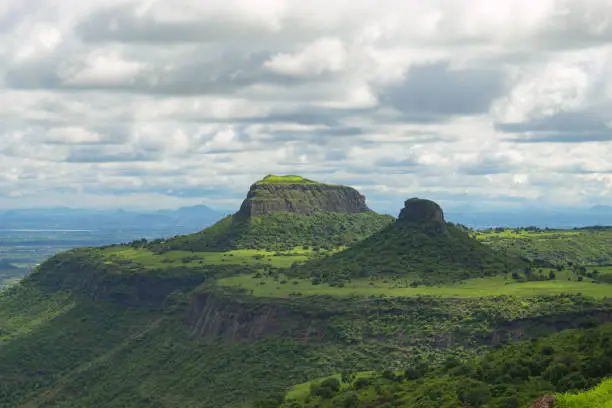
[0,206,225,289]
[0,175,611,408]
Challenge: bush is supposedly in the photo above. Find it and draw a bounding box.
[457,379,491,407]
[353,377,370,390]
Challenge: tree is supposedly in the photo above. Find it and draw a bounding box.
[497,396,520,408]
[548,271,556,280]
[341,370,356,384]
[557,372,588,392]
[457,379,492,407]
[312,378,341,399]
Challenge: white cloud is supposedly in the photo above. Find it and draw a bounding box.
[2,0,612,211]
[264,38,347,77]
[45,127,104,144]
[57,49,144,86]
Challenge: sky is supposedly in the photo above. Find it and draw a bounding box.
[2,0,612,214]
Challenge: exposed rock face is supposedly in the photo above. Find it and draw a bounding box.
[529,395,556,408]
[238,182,371,217]
[397,198,446,232]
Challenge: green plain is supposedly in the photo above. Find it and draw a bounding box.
[219,271,612,298]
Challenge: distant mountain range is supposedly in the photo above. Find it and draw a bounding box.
[445,206,612,229]
[0,205,227,235]
[2,202,612,234]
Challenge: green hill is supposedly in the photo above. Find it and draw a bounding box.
[294,198,525,284]
[0,177,611,408]
[148,175,393,252]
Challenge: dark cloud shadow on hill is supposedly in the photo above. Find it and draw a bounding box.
[498,112,612,143]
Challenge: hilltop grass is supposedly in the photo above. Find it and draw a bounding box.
[557,378,612,408]
[219,270,612,298]
[101,247,340,270]
[255,175,323,185]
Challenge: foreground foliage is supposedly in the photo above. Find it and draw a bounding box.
[557,378,612,408]
[282,324,612,408]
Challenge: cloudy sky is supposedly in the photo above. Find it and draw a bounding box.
[2,0,612,213]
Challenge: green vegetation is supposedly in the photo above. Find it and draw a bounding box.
[149,212,392,252]
[219,271,612,298]
[3,246,610,408]
[476,227,612,266]
[292,221,525,285]
[2,179,612,408]
[281,324,612,408]
[101,246,332,270]
[557,378,612,407]
[255,175,324,185]
[0,285,74,342]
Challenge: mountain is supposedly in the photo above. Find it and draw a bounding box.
[150,175,393,252]
[0,205,224,233]
[239,175,370,216]
[446,206,612,229]
[297,198,525,284]
[0,176,611,408]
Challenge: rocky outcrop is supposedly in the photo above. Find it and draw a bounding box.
[397,198,446,232]
[238,182,371,217]
[529,395,556,408]
[187,290,327,342]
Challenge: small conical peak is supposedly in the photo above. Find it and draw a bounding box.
[398,198,446,231]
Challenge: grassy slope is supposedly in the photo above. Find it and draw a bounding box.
[219,270,612,298]
[150,212,393,253]
[476,228,612,266]
[557,378,612,408]
[101,246,336,269]
[292,222,525,284]
[0,284,74,342]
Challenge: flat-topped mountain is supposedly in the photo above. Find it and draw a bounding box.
[238,175,370,217]
[293,198,525,283]
[150,175,392,252]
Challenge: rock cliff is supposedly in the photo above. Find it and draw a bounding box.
[398,198,447,232]
[238,175,371,217]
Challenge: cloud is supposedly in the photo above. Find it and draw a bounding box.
[497,112,612,143]
[381,62,506,120]
[264,38,347,77]
[2,0,612,211]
